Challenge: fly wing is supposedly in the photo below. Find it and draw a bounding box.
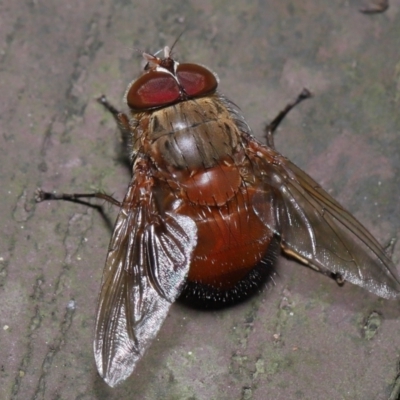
[250,141,400,299]
[94,174,197,387]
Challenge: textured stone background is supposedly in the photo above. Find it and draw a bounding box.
[1,1,400,399]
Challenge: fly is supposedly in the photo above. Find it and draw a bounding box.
[36,45,400,387]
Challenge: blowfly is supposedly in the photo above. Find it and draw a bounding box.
[36,45,400,387]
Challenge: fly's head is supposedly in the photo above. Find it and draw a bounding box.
[125,46,218,111]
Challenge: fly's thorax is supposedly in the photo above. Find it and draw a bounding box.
[137,95,246,171]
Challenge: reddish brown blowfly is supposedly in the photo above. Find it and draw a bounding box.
[36,45,400,387]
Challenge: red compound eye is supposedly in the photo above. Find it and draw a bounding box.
[126,63,218,111]
[177,63,218,97]
[126,71,180,110]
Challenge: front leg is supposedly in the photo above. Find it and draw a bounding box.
[264,88,312,149]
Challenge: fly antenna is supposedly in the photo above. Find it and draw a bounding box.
[169,29,187,57]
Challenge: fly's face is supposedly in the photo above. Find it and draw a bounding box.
[37,45,400,388]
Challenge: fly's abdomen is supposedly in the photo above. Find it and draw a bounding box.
[177,185,279,309]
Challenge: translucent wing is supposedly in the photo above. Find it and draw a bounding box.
[250,141,400,299]
[94,169,197,387]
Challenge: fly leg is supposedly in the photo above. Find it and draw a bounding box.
[36,96,128,215]
[265,88,312,149]
[282,245,346,287]
[35,188,121,207]
[97,95,131,135]
[35,188,121,232]
[97,95,132,167]
[36,95,128,209]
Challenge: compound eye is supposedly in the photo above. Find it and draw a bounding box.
[177,63,218,97]
[126,71,180,110]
